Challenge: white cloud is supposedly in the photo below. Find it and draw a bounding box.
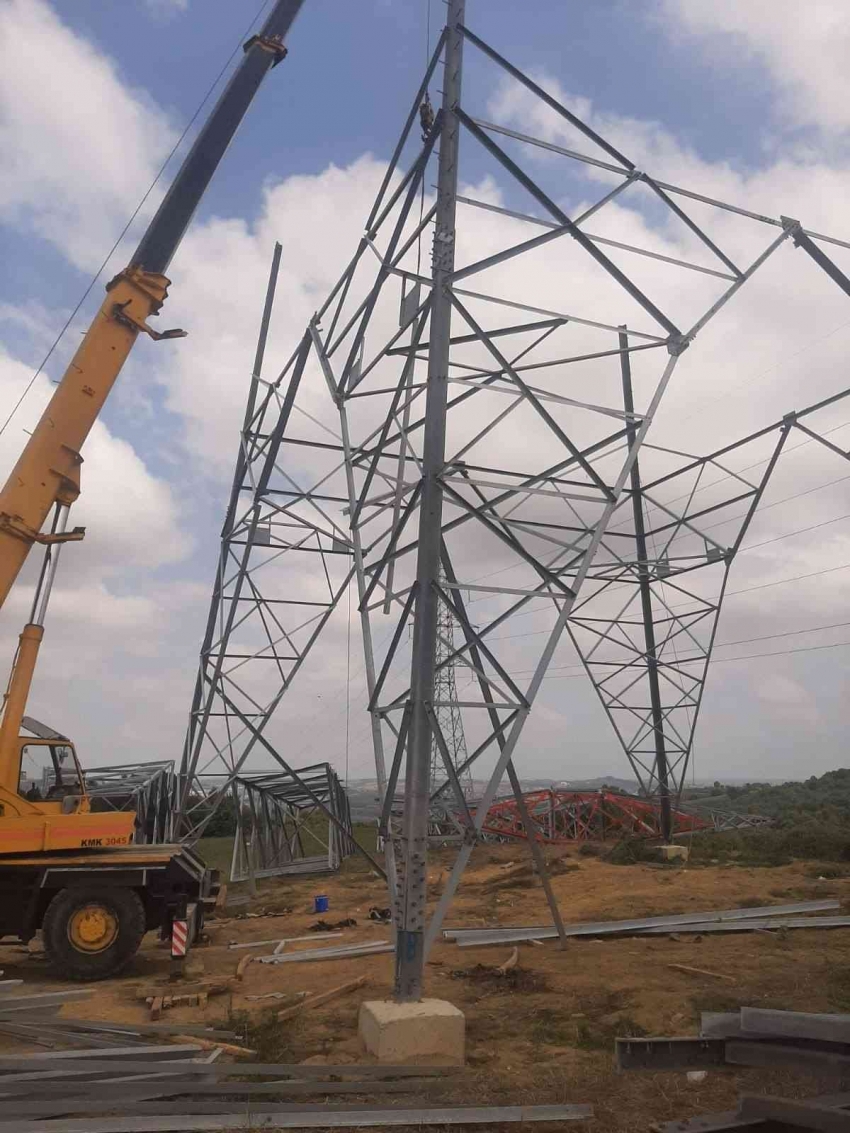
[0,344,195,751]
[143,0,188,18]
[0,0,176,271]
[658,0,850,134]
[0,349,189,576]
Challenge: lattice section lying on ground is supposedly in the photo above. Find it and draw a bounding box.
[83,761,176,845]
[228,763,354,883]
[478,788,709,842]
[174,0,850,999]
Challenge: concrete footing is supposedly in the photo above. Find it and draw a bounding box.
[358,998,465,1065]
[659,844,689,862]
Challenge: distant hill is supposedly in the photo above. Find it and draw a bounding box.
[344,773,640,820]
[553,776,638,794]
[684,768,850,819]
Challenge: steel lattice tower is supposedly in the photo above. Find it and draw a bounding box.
[427,571,473,834]
[175,0,850,1003]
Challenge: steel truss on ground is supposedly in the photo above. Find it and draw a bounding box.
[694,810,776,833]
[83,761,176,845]
[478,788,708,843]
[227,763,354,883]
[175,1,850,999]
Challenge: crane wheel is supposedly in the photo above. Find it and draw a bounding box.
[42,887,146,981]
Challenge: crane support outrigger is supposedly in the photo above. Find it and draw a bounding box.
[0,0,305,980]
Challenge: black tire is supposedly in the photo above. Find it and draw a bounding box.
[42,887,146,981]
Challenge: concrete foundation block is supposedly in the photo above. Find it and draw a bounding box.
[659,844,689,862]
[358,998,465,1065]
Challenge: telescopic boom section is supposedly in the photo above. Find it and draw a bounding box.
[0,0,304,611]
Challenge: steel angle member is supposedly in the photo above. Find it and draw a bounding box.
[0,989,95,1014]
[0,1102,595,1132]
[268,942,394,964]
[726,1040,850,1071]
[0,1045,204,1069]
[740,1008,850,1045]
[615,1037,727,1072]
[448,899,842,946]
[638,917,850,936]
[739,1094,850,1132]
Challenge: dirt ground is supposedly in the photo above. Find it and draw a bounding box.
[1,844,849,1131]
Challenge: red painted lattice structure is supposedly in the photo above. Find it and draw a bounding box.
[475,789,710,843]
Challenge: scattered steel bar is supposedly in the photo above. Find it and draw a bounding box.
[616,1036,727,1072]
[738,1095,849,1132]
[446,899,840,945]
[0,1104,593,1132]
[740,1008,850,1045]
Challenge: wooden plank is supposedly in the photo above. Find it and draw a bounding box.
[277,976,366,1021]
[739,1094,850,1131]
[740,1008,850,1045]
[668,964,735,983]
[168,1036,256,1058]
[134,982,230,1002]
[234,954,254,981]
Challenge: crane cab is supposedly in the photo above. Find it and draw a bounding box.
[16,734,86,814]
[0,717,134,851]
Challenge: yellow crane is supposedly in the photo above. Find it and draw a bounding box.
[0,0,304,979]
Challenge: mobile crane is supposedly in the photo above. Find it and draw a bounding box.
[0,0,305,980]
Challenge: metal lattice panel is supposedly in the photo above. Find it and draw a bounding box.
[83,761,176,845]
[228,763,354,883]
[478,788,709,843]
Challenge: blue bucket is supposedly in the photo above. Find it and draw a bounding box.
[314,894,329,914]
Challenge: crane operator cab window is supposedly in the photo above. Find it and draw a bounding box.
[18,742,82,804]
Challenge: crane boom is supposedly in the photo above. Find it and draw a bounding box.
[0,0,308,984]
[0,0,304,609]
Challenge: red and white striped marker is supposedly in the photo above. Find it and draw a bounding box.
[171,919,188,958]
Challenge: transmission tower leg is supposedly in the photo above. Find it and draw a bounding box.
[395,0,465,1004]
[619,330,673,841]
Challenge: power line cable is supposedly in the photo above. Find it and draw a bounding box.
[531,636,850,679]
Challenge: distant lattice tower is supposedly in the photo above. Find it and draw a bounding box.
[428,576,473,833]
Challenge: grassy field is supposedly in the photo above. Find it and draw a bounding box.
[195,836,234,875]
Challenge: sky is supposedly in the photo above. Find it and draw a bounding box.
[0,0,849,789]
